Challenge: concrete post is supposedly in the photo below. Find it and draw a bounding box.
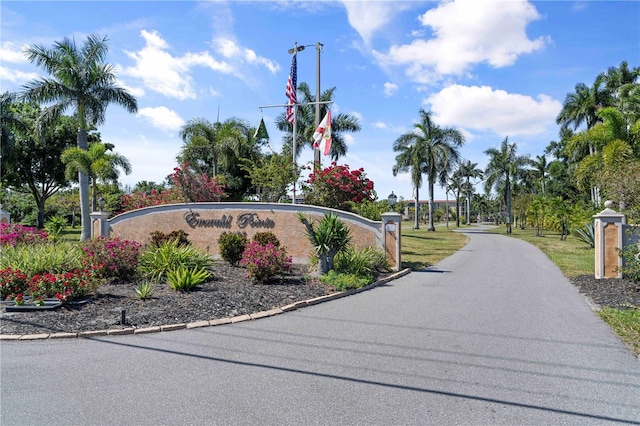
[594,201,626,279]
[0,204,10,224]
[381,212,402,271]
[90,211,111,239]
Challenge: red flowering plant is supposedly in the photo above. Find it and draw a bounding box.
[169,163,226,202]
[240,241,292,283]
[301,163,376,212]
[0,268,28,300]
[28,267,103,302]
[118,188,184,214]
[81,237,141,282]
[0,223,49,246]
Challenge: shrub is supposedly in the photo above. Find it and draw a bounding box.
[0,223,49,246]
[82,237,141,281]
[319,270,370,291]
[617,237,640,283]
[334,246,391,279]
[240,241,292,283]
[301,162,375,212]
[573,221,595,248]
[218,232,247,266]
[138,240,213,282]
[134,280,155,300]
[149,230,190,248]
[166,266,210,291]
[28,267,103,302]
[0,242,84,276]
[298,212,351,274]
[45,215,68,242]
[0,268,28,300]
[252,231,280,247]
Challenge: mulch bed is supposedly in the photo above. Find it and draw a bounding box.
[2,264,639,337]
[0,263,331,336]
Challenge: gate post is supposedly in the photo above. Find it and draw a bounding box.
[381,212,402,271]
[594,201,626,279]
[90,211,111,239]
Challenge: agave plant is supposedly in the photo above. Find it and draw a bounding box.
[298,212,351,274]
[573,221,595,248]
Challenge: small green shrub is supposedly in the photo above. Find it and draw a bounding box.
[334,246,391,279]
[617,240,640,283]
[134,280,155,300]
[573,221,595,248]
[137,240,212,281]
[218,232,247,266]
[167,266,210,291]
[319,270,370,291]
[0,242,84,276]
[252,231,280,247]
[240,241,291,283]
[149,230,190,248]
[45,215,68,242]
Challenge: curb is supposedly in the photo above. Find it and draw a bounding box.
[1,268,412,342]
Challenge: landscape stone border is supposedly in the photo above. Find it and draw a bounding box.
[0,268,411,342]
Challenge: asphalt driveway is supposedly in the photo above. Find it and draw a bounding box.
[2,230,639,425]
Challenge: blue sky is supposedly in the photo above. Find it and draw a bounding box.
[1,1,638,202]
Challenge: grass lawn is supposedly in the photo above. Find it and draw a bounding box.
[400,221,469,270]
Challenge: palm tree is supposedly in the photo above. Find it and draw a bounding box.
[447,171,464,227]
[62,142,132,211]
[21,34,138,240]
[275,82,361,163]
[530,154,549,194]
[484,137,530,234]
[393,135,425,230]
[178,117,249,177]
[458,160,483,224]
[556,79,610,133]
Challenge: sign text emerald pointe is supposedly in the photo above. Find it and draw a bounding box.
[184,212,275,229]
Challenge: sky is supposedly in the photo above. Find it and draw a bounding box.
[1,0,638,202]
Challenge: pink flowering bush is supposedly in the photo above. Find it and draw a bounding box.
[0,223,49,246]
[302,163,375,212]
[81,237,141,281]
[240,241,291,283]
[0,268,28,300]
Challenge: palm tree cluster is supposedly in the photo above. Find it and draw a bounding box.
[392,109,465,231]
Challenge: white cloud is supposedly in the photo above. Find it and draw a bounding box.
[342,1,397,44]
[0,41,27,63]
[0,66,39,85]
[426,84,562,137]
[137,106,185,133]
[213,37,279,74]
[121,30,232,100]
[373,0,549,83]
[383,82,398,97]
[373,121,387,129]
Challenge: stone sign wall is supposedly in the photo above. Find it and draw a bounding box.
[104,203,396,265]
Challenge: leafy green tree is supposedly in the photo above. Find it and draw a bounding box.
[458,160,483,224]
[21,34,138,240]
[61,142,131,211]
[393,109,464,231]
[2,102,76,228]
[275,82,361,163]
[484,137,530,234]
[1,92,28,171]
[242,153,299,202]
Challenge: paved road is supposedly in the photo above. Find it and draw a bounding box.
[2,230,640,425]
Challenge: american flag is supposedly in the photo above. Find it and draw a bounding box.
[285,54,297,123]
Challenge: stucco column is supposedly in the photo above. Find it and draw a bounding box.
[90,211,111,239]
[594,201,626,279]
[381,212,402,271]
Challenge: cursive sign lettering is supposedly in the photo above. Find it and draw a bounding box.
[236,212,275,229]
[184,212,233,228]
[184,211,274,229]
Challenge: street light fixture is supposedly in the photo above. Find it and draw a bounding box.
[388,191,397,212]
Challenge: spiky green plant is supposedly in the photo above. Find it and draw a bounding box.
[573,221,595,248]
[298,212,351,274]
[134,280,155,300]
[137,240,212,282]
[0,241,84,276]
[167,266,210,291]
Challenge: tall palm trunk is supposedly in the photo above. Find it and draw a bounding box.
[428,180,436,231]
[414,186,420,230]
[77,129,91,241]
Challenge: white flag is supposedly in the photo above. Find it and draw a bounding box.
[312,110,332,156]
